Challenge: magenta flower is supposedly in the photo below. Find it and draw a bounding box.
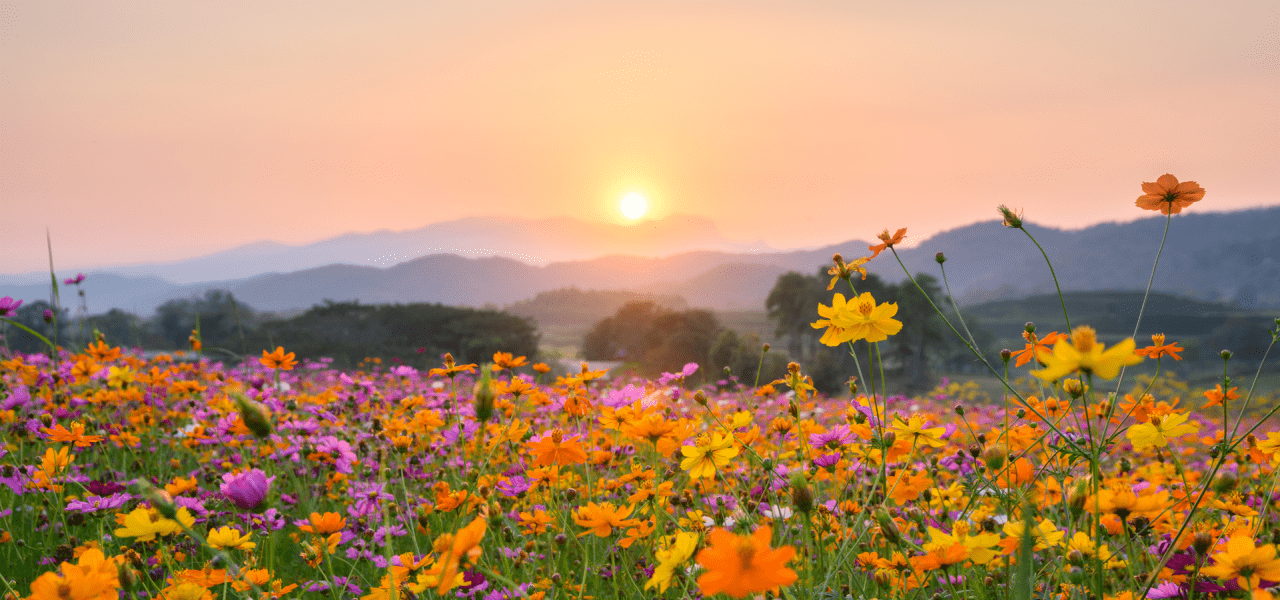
[220,468,273,511]
[0,297,21,318]
[64,273,85,285]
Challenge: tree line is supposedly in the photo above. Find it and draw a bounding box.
[1,291,539,369]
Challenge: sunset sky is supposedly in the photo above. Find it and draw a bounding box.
[2,1,1277,275]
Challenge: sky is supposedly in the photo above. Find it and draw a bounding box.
[2,0,1278,274]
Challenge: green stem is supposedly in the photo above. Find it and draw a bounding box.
[1114,211,1172,393]
[1017,227,1072,333]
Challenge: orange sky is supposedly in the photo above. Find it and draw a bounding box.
[2,1,1277,274]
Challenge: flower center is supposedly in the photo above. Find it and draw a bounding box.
[858,301,874,316]
[736,539,757,568]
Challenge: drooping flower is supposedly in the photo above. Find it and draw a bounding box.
[868,228,907,259]
[826,254,870,290]
[1030,325,1143,381]
[1136,173,1206,215]
[696,526,797,598]
[220,469,273,511]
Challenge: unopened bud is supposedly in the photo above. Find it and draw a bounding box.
[762,343,770,353]
[873,508,902,545]
[1025,322,1036,333]
[1213,471,1239,494]
[693,391,708,406]
[231,392,271,438]
[1192,531,1214,555]
[723,366,732,375]
[847,377,858,395]
[953,404,964,416]
[1000,349,1012,363]
[39,413,54,427]
[1221,350,1233,360]
[935,252,946,264]
[473,369,496,423]
[881,431,896,448]
[982,444,1008,472]
[789,471,813,514]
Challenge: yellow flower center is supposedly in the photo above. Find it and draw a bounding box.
[736,539,757,568]
[1072,326,1097,352]
[1151,334,1166,346]
[858,301,874,316]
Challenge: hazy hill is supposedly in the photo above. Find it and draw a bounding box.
[1,214,772,284]
[2,206,1277,315]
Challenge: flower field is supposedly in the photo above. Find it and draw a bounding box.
[2,174,1280,600]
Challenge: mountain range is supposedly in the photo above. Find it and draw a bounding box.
[1,207,1277,315]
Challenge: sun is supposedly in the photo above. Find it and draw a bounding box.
[619,191,648,220]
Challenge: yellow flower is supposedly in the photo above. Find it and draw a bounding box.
[1127,412,1199,451]
[1030,326,1143,382]
[998,518,1064,554]
[924,522,1001,565]
[113,507,195,542]
[1200,528,1280,590]
[646,532,699,592]
[680,433,739,480]
[206,526,256,550]
[811,292,903,345]
[890,415,947,448]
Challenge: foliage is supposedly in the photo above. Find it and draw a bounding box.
[582,301,722,377]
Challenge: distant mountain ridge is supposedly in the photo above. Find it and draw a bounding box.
[1,207,1277,314]
[0,214,773,284]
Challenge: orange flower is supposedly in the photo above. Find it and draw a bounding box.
[42,422,104,448]
[433,517,486,595]
[299,512,346,535]
[868,228,907,259]
[1135,173,1205,215]
[490,352,528,371]
[428,353,477,378]
[1010,331,1066,368]
[573,502,639,538]
[1135,334,1183,361]
[528,430,588,466]
[1202,384,1240,409]
[259,347,297,371]
[696,526,797,598]
[85,340,122,363]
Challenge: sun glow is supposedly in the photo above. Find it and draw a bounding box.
[619,192,648,220]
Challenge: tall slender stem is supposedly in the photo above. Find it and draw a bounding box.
[1115,211,1173,392]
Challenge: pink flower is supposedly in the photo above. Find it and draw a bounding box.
[64,273,85,285]
[0,297,21,318]
[220,468,273,511]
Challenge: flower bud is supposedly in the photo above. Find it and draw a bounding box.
[1192,530,1214,556]
[42,309,54,323]
[789,471,813,514]
[762,343,770,353]
[1220,350,1233,360]
[881,431,896,448]
[1025,322,1036,333]
[847,377,858,395]
[873,508,902,545]
[1000,349,1012,363]
[39,413,53,427]
[231,392,272,438]
[954,404,964,416]
[473,368,496,423]
[693,390,708,406]
[1016,408,1027,419]
[982,444,1008,472]
[935,252,946,264]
